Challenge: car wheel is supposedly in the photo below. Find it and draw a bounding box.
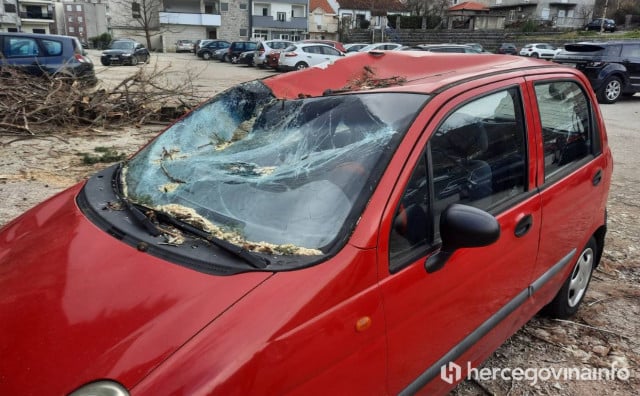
[100,59,111,66]
[202,52,212,60]
[531,53,539,58]
[144,55,150,64]
[223,54,229,63]
[597,76,622,104]
[543,237,597,318]
[295,62,308,70]
[231,55,239,64]
[129,55,138,66]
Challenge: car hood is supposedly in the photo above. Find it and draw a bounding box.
[0,185,272,395]
[102,49,132,56]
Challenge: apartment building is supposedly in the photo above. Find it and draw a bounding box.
[0,0,54,33]
[252,0,308,41]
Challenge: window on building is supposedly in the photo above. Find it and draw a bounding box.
[78,16,83,23]
[240,28,247,37]
[32,29,46,34]
[68,16,74,23]
[76,5,82,12]
[277,12,286,22]
[220,3,228,12]
[262,7,268,16]
[240,3,247,10]
[8,27,18,32]
[79,27,84,32]
[205,4,215,13]
[69,26,75,33]
[4,3,16,13]
[132,2,141,18]
[66,5,72,12]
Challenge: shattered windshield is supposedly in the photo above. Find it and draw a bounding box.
[123,80,428,255]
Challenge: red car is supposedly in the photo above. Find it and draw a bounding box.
[0,52,612,395]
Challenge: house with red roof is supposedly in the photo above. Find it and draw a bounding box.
[309,0,340,40]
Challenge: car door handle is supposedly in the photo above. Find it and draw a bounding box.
[592,169,603,186]
[514,214,533,238]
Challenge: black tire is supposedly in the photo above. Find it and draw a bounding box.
[129,55,138,66]
[230,55,239,64]
[531,53,539,58]
[597,76,622,104]
[542,237,597,318]
[101,59,110,66]
[295,62,308,70]
[223,54,229,63]
[202,51,212,60]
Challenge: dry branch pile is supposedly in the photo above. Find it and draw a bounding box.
[0,64,202,137]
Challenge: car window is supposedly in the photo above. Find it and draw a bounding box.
[534,81,595,181]
[389,88,527,267]
[4,37,39,57]
[321,46,341,56]
[621,44,640,58]
[304,45,321,54]
[40,39,62,56]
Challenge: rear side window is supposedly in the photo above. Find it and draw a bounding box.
[534,81,595,181]
[41,39,63,56]
[621,44,640,58]
[4,37,39,57]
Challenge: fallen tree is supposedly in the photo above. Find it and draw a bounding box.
[0,63,202,137]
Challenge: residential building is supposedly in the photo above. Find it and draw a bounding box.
[337,0,409,30]
[252,0,307,41]
[16,0,55,33]
[1,1,19,31]
[309,0,338,40]
[487,0,595,29]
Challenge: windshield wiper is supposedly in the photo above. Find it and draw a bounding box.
[156,212,270,269]
[113,164,162,237]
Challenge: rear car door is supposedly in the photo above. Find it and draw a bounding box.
[525,76,611,300]
[0,35,43,76]
[378,79,542,394]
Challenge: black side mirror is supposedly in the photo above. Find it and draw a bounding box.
[425,204,500,273]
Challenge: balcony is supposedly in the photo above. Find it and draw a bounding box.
[18,0,52,4]
[19,11,54,23]
[490,0,538,9]
[159,12,221,26]
[252,16,307,30]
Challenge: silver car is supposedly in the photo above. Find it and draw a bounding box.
[254,40,293,68]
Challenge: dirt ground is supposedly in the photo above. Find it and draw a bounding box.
[0,56,638,395]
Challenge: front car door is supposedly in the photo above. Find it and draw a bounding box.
[620,42,640,89]
[378,79,542,394]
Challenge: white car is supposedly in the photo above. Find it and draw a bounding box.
[519,43,561,59]
[254,39,293,68]
[346,42,403,55]
[344,43,368,53]
[278,42,344,71]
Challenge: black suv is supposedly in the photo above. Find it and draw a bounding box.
[554,41,640,103]
[584,18,616,32]
[100,39,150,66]
[0,32,95,84]
[223,41,258,64]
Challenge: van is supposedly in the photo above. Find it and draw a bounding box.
[0,32,95,84]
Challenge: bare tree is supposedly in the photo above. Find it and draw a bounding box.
[109,0,163,49]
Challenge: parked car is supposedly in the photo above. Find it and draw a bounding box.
[344,42,369,53]
[237,50,255,66]
[584,18,616,32]
[253,40,293,68]
[497,43,518,55]
[196,40,230,60]
[265,51,282,69]
[519,43,561,59]
[223,41,258,63]
[0,52,612,396]
[302,39,347,52]
[414,44,482,53]
[211,47,229,61]
[465,43,485,53]
[175,39,194,53]
[193,39,215,55]
[352,42,404,53]
[100,39,150,66]
[0,32,95,84]
[278,42,345,71]
[554,41,640,103]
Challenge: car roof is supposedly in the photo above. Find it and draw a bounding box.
[263,51,579,99]
[0,32,75,41]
